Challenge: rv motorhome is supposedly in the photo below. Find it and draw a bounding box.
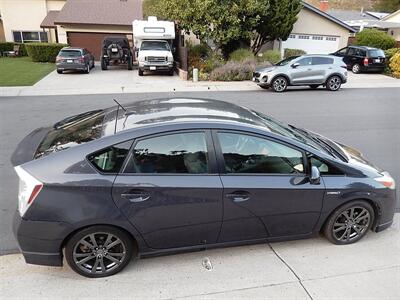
[133,16,175,76]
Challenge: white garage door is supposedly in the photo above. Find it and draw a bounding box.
[281,34,340,56]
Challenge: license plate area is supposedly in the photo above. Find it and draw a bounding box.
[111,48,118,53]
[374,59,381,63]
[67,59,73,63]
[150,66,157,71]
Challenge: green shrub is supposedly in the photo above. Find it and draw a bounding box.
[389,52,400,78]
[209,59,255,81]
[284,48,306,58]
[0,42,15,53]
[188,43,212,71]
[16,43,28,56]
[384,48,400,61]
[355,29,396,50]
[257,49,281,64]
[229,48,254,62]
[202,52,224,73]
[25,43,67,62]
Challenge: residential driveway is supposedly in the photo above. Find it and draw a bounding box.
[1,214,399,299]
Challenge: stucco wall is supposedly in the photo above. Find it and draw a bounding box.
[0,20,5,42]
[0,0,65,42]
[292,8,351,49]
[384,11,400,23]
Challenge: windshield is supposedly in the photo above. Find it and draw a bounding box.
[368,49,384,57]
[140,41,170,51]
[275,56,299,66]
[35,110,105,159]
[250,110,334,156]
[59,50,82,57]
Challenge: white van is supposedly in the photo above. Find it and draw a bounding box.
[133,16,175,76]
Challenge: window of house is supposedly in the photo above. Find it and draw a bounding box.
[289,34,296,39]
[88,141,133,173]
[125,132,209,174]
[312,36,324,40]
[218,132,304,174]
[326,37,337,41]
[298,35,310,39]
[12,31,48,43]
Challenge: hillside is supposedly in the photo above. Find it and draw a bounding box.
[304,0,379,10]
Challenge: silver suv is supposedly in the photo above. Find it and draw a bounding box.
[253,55,348,92]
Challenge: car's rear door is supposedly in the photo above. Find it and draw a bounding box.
[112,130,223,250]
[214,131,325,242]
[311,57,335,84]
[290,57,319,84]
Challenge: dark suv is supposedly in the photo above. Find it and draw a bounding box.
[332,46,385,74]
[101,36,133,70]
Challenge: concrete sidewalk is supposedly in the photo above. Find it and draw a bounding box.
[1,214,399,300]
[1,69,399,97]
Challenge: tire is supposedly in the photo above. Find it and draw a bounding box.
[91,60,95,69]
[309,85,319,90]
[85,64,90,74]
[101,58,107,71]
[323,200,374,245]
[138,69,144,76]
[271,76,288,93]
[352,63,361,74]
[57,69,63,74]
[168,69,174,76]
[65,225,134,278]
[326,75,342,91]
[127,53,133,70]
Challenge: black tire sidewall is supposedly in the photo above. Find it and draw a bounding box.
[326,75,342,91]
[352,63,360,74]
[65,225,134,278]
[324,200,375,245]
[272,76,287,93]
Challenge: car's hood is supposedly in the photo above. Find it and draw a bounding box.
[255,65,277,73]
[138,50,172,57]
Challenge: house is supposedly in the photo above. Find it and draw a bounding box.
[273,1,357,56]
[0,0,142,58]
[381,9,400,44]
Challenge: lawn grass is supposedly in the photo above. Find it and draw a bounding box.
[0,57,55,86]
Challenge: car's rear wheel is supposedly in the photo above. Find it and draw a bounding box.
[309,85,319,89]
[272,76,288,93]
[127,53,133,70]
[324,200,374,245]
[101,58,107,71]
[326,75,342,91]
[85,64,90,74]
[352,63,361,74]
[65,225,134,278]
[57,69,63,74]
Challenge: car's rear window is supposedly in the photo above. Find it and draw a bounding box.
[59,50,82,57]
[368,49,384,57]
[35,110,105,159]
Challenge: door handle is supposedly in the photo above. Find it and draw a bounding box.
[307,68,312,71]
[226,192,250,203]
[121,192,151,203]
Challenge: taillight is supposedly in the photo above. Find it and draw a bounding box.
[363,58,369,66]
[56,56,62,63]
[374,172,396,190]
[78,56,85,63]
[14,166,43,217]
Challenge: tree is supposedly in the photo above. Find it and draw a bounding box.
[154,0,301,56]
[251,0,302,54]
[373,0,400,13]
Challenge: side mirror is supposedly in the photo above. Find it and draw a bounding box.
[291,62,300,68]
[310,166,321,185]
[172,47,177,53]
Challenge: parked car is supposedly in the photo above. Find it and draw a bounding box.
[12,98,395,278]
[331,46,386,74]
[101,36,133,70]
[253,55,347,92]
[56,47,95,74]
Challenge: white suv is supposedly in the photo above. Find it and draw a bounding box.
[253,55,348,92]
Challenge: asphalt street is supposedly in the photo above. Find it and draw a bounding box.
[0,87,399,255]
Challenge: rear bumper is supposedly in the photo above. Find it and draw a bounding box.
[361,65,385,72]
[13,211,73,267]
[56,63,86,70]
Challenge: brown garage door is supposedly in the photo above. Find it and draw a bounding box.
[67,32,133,60]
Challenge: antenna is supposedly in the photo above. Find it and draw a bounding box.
[113,99,127,134]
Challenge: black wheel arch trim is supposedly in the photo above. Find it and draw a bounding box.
[270,74,291,85]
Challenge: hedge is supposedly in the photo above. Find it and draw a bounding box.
[0,42,27,56]
[389,53,400,78]
[284,48,306,58]
[355,29,396,50]
[25,43,68,62]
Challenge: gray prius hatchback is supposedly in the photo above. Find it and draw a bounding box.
[12,98,396,277]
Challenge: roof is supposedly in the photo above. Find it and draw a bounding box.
[102,98,271,136]
[40,10,60,28]
[301,2,357,33]
[381,9,400,21]
[54,0,142,26]
[327,9,379,22]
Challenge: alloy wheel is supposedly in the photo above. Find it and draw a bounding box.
[273,77,287,92]
[352,64,360,73]
[332,207,371,242]
[72,232,127,275]
[328,76,341,91]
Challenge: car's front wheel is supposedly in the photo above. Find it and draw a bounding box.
[138,69,144,76]
[57,69,63,74]
[324,200,374,245]
[65,225,134,278]
[272,76,288,92]
[326,75,342,91]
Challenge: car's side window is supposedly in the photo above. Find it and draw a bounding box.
[218,132,304,174]
[347,48,356,56]
[310,156,343,175]
[125,132,209,174]
[297,57,312,66]
[88,140,133,173]
[312,57,334,65]
[337,47,348,55]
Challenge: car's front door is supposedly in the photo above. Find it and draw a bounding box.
[214,131,326,242]
[290,57,319,84]
[112,130,223,249]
